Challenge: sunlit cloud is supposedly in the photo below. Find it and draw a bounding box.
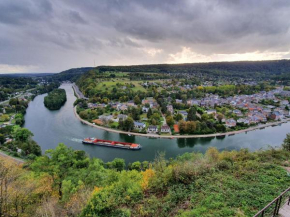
[167,47,290,64]
[0,64,39,74]
[142,48,163,57]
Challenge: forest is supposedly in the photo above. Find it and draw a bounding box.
[44,89,67,110]
[0,134,290,216]
[45,67,94,82]
[97,60,290,81]
[0,77,38,101]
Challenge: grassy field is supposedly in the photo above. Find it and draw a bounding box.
[94,78,166,92]
[94,79,146,92]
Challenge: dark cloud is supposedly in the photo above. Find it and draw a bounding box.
[0,0,290,73]
[66,11,87,25]
[0,0,52,25]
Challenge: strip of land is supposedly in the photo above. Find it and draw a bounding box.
[73,106,290,139]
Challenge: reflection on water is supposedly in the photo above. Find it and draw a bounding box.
[216,135,226,140]
[24,83,290,163]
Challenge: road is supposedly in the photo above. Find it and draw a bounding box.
[0,88,36,105]
[72,83,88,100]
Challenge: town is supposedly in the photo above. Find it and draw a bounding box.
[74,72,290,136]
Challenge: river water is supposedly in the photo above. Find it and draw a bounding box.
[24,83,290,163]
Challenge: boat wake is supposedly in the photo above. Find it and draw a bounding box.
[69,138,83,143]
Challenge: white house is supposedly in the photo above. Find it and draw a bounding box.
[142,106,149,113]
[134,121,146,129]
[161,125,171,133]
[147,125,158,133]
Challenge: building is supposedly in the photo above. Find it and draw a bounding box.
[179,111,188,120]
[117,114,128,121]
[117,104,128,111]
[225,119,237,127]
[147,125,158,133]
[237,118,249,125]
[161,125,171,133]
[233,109,243,116]
[142,106,149,113]
[270,111,284,121]
[134,121,146,129]
[167,105,174,114]
[280,100,289,107]
[206,109,217,115]
[98,115,113,122]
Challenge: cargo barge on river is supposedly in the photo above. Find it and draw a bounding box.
[82,138,142,150]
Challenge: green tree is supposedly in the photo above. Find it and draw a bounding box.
[282,133,290,151]
[133,96,141,105]
[201,113,209,121]
[13,127,33,142]
[0,134,5,144]
[15,113,25,126]
[186,121,197,134]
[166,115,174,126]
[147,108,153,118]
[30,143,89,199]
[111,158,126,171]
[178,120,187,134]
[217,113,224,123]
[174,113,183,122]
[19,139,41,156]
[9,98,18,106]
[79,110,89,119]
[0,114,9,122]
[142,161,149,170]
[130,161,142,171]
[124,117,134,131]
[187,107,196,121]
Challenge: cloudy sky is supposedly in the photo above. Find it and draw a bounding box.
[1,0,290,73]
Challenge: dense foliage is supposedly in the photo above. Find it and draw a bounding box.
[35,82,60,95]
[0,126,41,158]
[45,67,94,82]
[0,77,37,101]
[98,60,290,81]
[44,89,67,110]
[1,139,290,216]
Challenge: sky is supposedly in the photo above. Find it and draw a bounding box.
[1,0,290,73]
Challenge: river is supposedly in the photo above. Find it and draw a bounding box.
[24,83,290,163]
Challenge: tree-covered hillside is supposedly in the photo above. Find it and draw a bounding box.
[98,59,290,80]
[46,67,94,82]
[0,77,38,101]
[1,135,290,216]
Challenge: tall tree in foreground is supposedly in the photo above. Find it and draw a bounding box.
[282,133,290,151]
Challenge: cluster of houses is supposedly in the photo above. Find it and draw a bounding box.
[133,121,171,134]
[185,89,290,127]
[85,87,290,133]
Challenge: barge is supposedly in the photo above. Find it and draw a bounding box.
[82,138,141,150]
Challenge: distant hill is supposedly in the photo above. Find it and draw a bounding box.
[0,73,55,77]
[0,67,94,82]
[46,67,94,82]
[97,59,290,80]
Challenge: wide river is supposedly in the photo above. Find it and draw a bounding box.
[24,83,290,163]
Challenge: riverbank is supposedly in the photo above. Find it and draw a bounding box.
[73,106,290,139]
